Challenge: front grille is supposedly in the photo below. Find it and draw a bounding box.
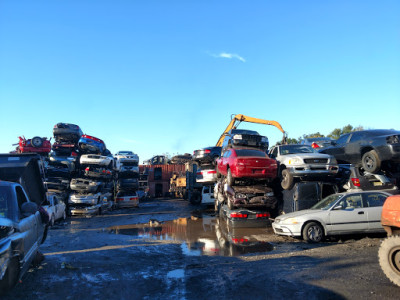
[242,134,262,142]
[304,158,328,164]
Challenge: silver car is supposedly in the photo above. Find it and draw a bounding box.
[268,144,338,190]
[272,190,392,242]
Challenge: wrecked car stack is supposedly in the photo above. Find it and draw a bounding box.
[114,151,140,208]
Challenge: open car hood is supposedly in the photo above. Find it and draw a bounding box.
[0,154,47,206]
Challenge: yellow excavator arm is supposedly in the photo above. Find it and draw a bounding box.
[216,114,287,147]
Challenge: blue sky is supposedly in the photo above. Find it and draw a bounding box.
[1,0,399,163]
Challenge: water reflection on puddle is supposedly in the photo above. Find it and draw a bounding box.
[108,215,275,257]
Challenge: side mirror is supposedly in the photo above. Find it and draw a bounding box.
[21,202,39,217]
[333,205,342,210]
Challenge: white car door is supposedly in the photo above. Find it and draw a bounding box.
[327,193,369,234]
[363,192,388,232]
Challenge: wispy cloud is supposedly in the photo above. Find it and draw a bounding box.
[209,52,246,62]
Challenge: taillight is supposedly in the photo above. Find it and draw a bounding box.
[256,212,270,218]
[207,170,216,174]
[196,172,202,176]
[311,142,320,149]
[71,151,78,157]
[351,178,361,187]
[85,167,89,171]
[232,238,248,244]
[129,197,138,201]
[102,170,106,173]
[205,149,211,154]
[230,212,248,218]
[116,198,123,201]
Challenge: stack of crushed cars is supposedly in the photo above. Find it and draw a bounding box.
[44,123,83,208]
[114,151,140,208]
[69,133,114,215]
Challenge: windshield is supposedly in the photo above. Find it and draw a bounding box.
[235,149,266,157]
[118,151,133,155]
[279,145,316,155]
[311,194,343,210]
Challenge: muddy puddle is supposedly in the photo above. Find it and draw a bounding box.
[108,214,275,257]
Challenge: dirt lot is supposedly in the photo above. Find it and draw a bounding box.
[4,198,400,300]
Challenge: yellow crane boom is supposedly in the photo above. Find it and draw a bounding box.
[216,114,287,147]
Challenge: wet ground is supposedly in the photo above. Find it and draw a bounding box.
[4,198,400,299]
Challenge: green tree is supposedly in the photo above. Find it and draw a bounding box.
[286,137,299,144]
[302,132,325,139]
[327,124,364,139]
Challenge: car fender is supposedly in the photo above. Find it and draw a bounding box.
[301,218,328,236]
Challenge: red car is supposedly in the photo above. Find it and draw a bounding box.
[16,136,51,155]
[216,148,277,185]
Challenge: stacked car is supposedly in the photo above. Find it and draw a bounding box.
[214,130,279,214]
[68,134,113,215]
[114,151,140,208]
[45,123,83,211]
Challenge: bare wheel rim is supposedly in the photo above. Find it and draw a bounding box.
[389,246,400,274]
[307,225,322,241]
[364,155,375,169]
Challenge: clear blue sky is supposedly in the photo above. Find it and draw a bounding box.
[1,0,399,163]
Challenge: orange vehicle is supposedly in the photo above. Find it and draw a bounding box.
[378,194,400,287]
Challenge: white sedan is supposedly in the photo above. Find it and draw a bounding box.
[44,193,67,226]
[272,190,392,242]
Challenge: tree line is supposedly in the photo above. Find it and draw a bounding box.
[286,124,364,144]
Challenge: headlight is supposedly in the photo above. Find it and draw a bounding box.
[288,158,301,165]
[284,217,299,224]
[233,134,242,140]
[89,182,97,186]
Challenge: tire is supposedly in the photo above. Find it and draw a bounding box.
[378,235,400,287]
[227,168,235,186]
[302,222,324,243]
[189,193,201,205]
[0,257,19,295]
[362,150,381,173]
[281,169,294,190]
[31,136,43,148]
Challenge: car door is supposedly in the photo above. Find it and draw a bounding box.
[363,192,388,232]
[327,193,369,234]
[345,132,365,163]
[325,134,351,162]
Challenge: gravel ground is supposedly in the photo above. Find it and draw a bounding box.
[3,198,399,300]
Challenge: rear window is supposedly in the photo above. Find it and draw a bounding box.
[235,149,266,157]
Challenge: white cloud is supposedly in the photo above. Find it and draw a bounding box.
[209,52,246,62]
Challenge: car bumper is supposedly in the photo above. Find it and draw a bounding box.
[70,206,100,215]
[272,222,302,236]
[116,199,139,208]
[287,165,338,177]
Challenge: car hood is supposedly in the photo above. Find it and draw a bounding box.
[280,153,333,160]
[275,209,322,220]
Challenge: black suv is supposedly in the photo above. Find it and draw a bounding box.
[320,129,400,173]
[221,129,269,152]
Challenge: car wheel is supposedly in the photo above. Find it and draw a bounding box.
[281,169,294,190]
[378,235,400,287]
[302,222,324,243]
[190,193,201,205]
[227,168,235,186]
[0,257,19,295]
[361,150,381,173]
[50,214,55,227]
[31,136,43,148]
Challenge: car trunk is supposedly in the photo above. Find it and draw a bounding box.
[236,157,276,177]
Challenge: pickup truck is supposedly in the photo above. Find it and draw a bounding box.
[0,154,48,294]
